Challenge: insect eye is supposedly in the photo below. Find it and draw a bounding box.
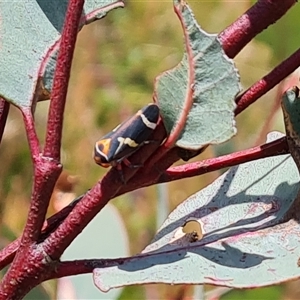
[97,143,104,152]
[94,155,103,164]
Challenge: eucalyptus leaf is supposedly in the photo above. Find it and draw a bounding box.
[156,0,240,150]
[0,0,124,108]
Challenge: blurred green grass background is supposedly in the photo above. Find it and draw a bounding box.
[1,1,300,299]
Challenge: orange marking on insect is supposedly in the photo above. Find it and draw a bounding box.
[94,138,112,166]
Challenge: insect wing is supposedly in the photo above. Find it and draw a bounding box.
[94,104,159,165]
[111,104,159,161]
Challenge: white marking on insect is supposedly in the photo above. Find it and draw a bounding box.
[95,143,109,160]
[140,113,157,129]
[112,124,121,132]
[115,137,139,155]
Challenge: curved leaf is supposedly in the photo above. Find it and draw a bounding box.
[155,0,240,149]
[94,132,300,291]
[0,0,124,108]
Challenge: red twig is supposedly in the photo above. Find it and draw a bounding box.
[116,136,289,193]
[219,0,300,116]
[254,83,283,145]
[155,2,207,157]
[21,0,84,247]
[151,2,195,169]
[0,239,19,270]
[43,1,82,160]
[48,257,131,279]
[220,0,299,116]
[160,137,288,183]
[22,108,41,160]
[0,109,43,267]
[235,48,300,115]
[17,0,85,247]
[0,98,9,143]
[219,0,297,59]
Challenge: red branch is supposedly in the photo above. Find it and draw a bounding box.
[219,0,297,59]
[0,0,85,299]
[22,108,41,160]
[219,0,299,116]
[50,258,127,279]
[17,0,84,247]
[0,98,9,143]
[160,137,289,183]
[0,135,289,274]
[116,137,289,194]
[43,1,82,160]
[0,239,19,270]
[42,123,166,260]
[235,48,300,115]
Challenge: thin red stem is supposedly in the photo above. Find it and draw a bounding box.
[22,108,41,160]
[151,3,195,169]
[219,0,299,116]
[46,255,139,280]
[16,108,53,247]
[20,0,84,251]
[160,137,288,183]
[235,48,300,115]
[219,0,296,59]
[43,0,84,161]
[0,109,46,268]
[0,239,19,270]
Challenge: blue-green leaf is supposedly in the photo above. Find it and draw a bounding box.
[155,0,240,150]
[0,0,124,108]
